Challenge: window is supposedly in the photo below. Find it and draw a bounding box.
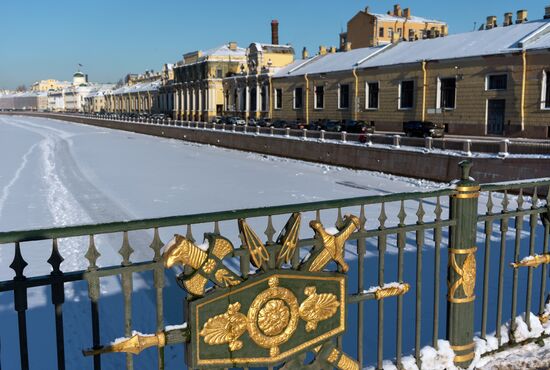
[275,88,283,109]
[388,28,394,39]
[366,82,379,109]
[216,69,223,79]
[541,71,550,109]
[486,74,508,90]
[338,84,350,109]
[250,87,257,112]
[293,87,303,109]
[397,28,402,38]
[314,85,324,109]
[439,78,456,109]
[379,27,385,37]
[399,80,414,109]
[261,86,268,111]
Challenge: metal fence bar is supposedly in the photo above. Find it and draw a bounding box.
[510,191,524,336]
[525,190,538,331]
[85,235,102,370]
[395,201,406,367]
[119,232,134,370]
[481,192,493,340]
[432,197,443,350]
[415,201,425,368]
[11,242,29,370]
[48,239,66,370]
[356,205,366,367]
[496,192,509,346]
[150,228,165,370]
[376,203,387,370]
[540,214,550,316]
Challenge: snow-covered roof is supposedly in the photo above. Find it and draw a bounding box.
[274,19,550,78]
[361,19,550,68]
[274,45,389,77]
[251,43,295,54]
[370,12,446,25]
[201,44,246,58]
[109,80,161,95]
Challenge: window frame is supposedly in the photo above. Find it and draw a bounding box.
[437,77,457,110]
[485,73,508,91]
[542,70,550,110]
[338,83,350,110]
[274,88,283,110]
[293,87,303,110]
[398,80,415,110]
[314,85,324,110]
[365,81,380,110]
[379,27,385,37]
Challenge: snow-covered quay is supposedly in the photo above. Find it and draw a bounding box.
[0,116,548,369]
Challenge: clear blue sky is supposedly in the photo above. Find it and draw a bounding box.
[0,0,547,89]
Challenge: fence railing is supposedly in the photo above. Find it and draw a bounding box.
[0,162,549,370]
[9,111,550,156]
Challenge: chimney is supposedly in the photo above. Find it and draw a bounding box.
[504,12,513,26]
[403,8,411,19]
[441,24,448,36]
[319,46,327,55]
[545,6,550,19]
[516,9,528,24]
[394,4,402,17]
[364,6,370,14]
[329,46,337,53]
[228,42,237,51]
[345,42,352,51]
[486,16,497,29]
[271,20,279,45]
[302,47,309,59]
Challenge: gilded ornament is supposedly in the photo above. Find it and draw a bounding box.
[374,283,410,300]
[202,258,216,274]
[511,254,550,269]
[307,215,360,272]
[258,299,291,336]
[247,277,300,357]
[199,302,248,352]
[184,274,208,296]
[239,218,270,268]
[211,237,233,260]
[449,247,477,303]
[299,286,340,332]
[163,234,207,270]
[276,213,301,265]
[214,269,241,287]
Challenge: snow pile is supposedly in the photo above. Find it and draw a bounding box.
[364,340,455,370]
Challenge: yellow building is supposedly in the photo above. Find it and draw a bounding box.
[272,11,550,138]
[340,4,448,50]
[222,42,295,120]
[172,42,247,121]
[31,79,71,92]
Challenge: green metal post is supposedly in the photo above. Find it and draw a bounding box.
[447,161,479,368]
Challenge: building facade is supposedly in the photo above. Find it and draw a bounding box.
[172,43,247,121]
[222,43,295,120]
[31,79,71,92]
[340,4,448,50]
[272,15,550,138]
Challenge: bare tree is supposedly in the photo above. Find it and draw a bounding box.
[16,84,27,92]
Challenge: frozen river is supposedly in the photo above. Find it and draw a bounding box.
[0,116,544,370]
[0,115,443,369]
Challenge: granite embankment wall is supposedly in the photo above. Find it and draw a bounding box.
[4,113,550,184]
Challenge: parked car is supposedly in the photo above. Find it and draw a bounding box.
[257,118,272,127]
[285,120,306,130]
[247,118,258,127]
[340,120,375,134]
[403,121,445,138]
[226,116,246,125]
[323,120,342,132]
[271,120,287,128]
[210,116,224,124]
